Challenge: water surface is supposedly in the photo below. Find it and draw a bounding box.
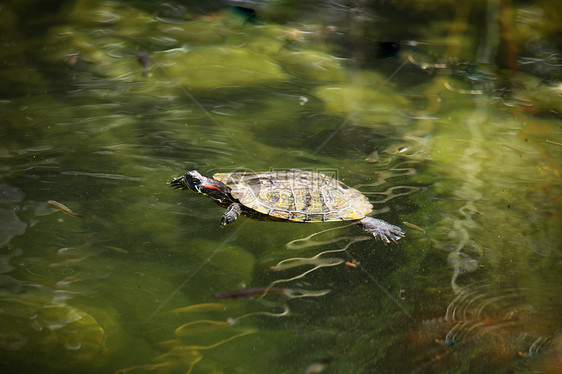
[0,1,560,373]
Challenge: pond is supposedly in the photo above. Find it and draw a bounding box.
[0,1,560,373]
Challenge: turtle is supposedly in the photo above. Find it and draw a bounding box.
[170,169,404,243]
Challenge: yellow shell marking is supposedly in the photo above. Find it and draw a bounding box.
[213,170,372,222]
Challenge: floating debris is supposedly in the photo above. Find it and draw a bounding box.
[48,200,83,219]
[104,245,129,254]
[365,149,379,163]
[304,359,330,374]
[212,287,330,300]
[407,55,448,70]
[213,287,290,300]
[402,221,425,233]
[171,303,226,314]
[466,208,488,218]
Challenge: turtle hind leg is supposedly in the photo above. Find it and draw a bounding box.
[359,217,404,243]
[221,203,242,227]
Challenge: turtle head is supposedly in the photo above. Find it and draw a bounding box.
[171,170,231,202]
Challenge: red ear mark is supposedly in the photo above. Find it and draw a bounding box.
[203,185,220,191]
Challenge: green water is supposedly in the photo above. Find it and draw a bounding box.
[1,1,560,373]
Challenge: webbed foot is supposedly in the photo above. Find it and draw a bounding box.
[221,203,241,227]
[360,217,404,243]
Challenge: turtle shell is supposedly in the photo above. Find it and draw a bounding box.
[213,170,373,222]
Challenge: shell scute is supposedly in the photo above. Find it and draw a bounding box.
[213,170,372,222]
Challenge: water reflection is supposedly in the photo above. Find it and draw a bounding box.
[0,0,560,373]
[0,257,117,370]
[414,282,561,373]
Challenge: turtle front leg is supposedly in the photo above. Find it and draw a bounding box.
[359,217,404,243]
[221,203,242,227]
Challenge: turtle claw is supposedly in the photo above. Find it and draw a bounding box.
[221,203,241,227]
[360,217,404,244]
[170,176,187,190]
